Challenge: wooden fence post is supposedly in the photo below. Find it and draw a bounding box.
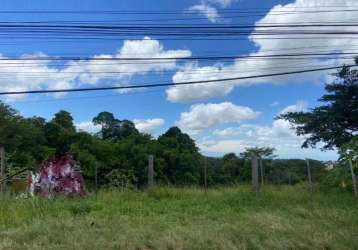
[0,146,5,192]
[251,155,259,192]
[306,158,314,206]
[148,155,154,189]
[260,158,264,186]
[348,159,357,198]
[306,159,313,191]
[95,162,98,193]
[204,158,208,192]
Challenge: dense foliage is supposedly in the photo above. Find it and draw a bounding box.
[279,63,358,150]
[0,102,330,189]
[0,103,206,188]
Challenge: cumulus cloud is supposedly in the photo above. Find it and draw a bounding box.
[134,118,165,134]
[167,64,236,102]
[199,139,249,154]
[200,102,338,160]
[176,102,259,134]
[75,121,101,133]
[169,0,358,102]
[0,37,191,101]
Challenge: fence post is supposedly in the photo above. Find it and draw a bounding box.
[260,158,264,186]
[0,146,5,192]
[306,159,313,191]
[204,158,208,192]
[348,159,357,198]
[148,155,154,189]
[94,162,98,193]
[288,168,292,185]
[306,158,314,207]
[251,155,259,192]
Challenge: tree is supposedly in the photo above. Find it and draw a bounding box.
[218,153,243,184]
[339,137,358,197]
[0,102,52,169]
[93,112,138,140]
[52,110,76,132]
[240,147,276,185]
[44,111,76,155]
[93,112,115,139]
[240,147,275,159]
[278,62,358,150]
[158,127,201,185]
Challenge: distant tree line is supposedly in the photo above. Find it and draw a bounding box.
[0,101,328,189]
[0,62,356,191]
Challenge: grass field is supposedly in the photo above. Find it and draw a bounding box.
[0,185,357,250]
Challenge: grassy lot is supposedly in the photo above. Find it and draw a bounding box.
[0,185,357,250]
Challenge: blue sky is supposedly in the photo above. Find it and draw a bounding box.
[1,0,355,160]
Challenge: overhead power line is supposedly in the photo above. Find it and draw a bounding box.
[0,64,354,96]
[0,52,356,61]
[1,7,358,14]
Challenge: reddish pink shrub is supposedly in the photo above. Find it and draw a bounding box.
[33,154,86,198]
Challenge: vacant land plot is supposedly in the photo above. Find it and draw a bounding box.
[0,186,357,250]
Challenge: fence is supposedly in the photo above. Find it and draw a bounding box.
[0,152,357,199]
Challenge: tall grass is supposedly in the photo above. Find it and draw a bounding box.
[0,185,357,250]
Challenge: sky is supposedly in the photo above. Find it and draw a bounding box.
[1,0,357,160]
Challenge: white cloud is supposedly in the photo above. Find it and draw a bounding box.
[166,63,236,102]
[0,37,191,101]
[207,0,237,8]
[134,118,165,134]
[280,100,307,114]
[75,121,101,133]
[75,118,165,135]
[188,4,220,23]
[176,102,259,134]
[199,139,249,154]
[270,101,279,107]
[199,136,338,160]
[187,0,237,23]
[169,0,358,102]
[199,102,338,160]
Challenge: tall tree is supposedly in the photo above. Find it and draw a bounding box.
[240,147,275,159]
[93,112,138,140]
[240,147,276,185]
[278,62,358,150]
[52,110,76,132]
[93,112,115,139]
[158,127,201,184]
[339,137,358,197]
[45,110,76,155]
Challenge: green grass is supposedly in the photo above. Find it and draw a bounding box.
[0,185,357,250]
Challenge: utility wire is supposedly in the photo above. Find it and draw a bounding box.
[0,64,354,96]
[0,52,356,61]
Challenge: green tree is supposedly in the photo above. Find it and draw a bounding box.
[52,110,76,132]
[158,127,201,185]
[93,111,115,139]
[339,137,358,197]
[44,110,76,155]
[93,112,138,140]
[278,63,358,150]
[0,102,52,169]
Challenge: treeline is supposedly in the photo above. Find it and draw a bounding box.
[206,155,326,186]
[0,102,329,189]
